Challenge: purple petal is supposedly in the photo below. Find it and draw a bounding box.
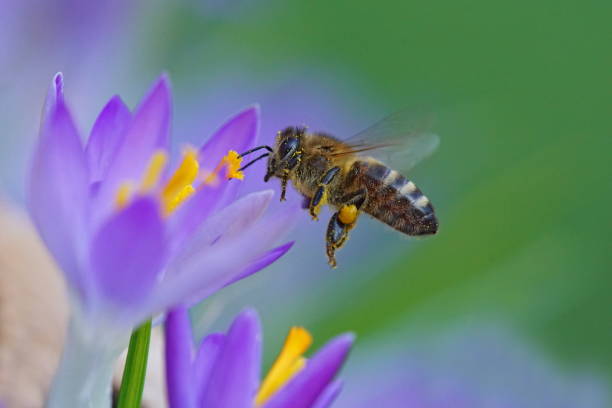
[142,203,296,316]
[42,72,64,122]
[200,308,261,408]
[194,333,225,405]
[222,242,294,288]
[165,306,196,408]
[312,380,343,408]
[93,75,172,224]
[162,190,274,282]
[264,334,355,408]
[179,190,274,255]
[166,112,263,256]
[89,197,167,307]
[28,97,89,297]
[85,95,131,183]
[199,106,259,167]
[165,178,228,259]
[198,106,259,206]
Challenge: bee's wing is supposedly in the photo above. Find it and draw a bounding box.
[332,110,440,173]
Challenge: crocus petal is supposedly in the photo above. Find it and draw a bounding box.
[41,72,64,123]
[89,197,167,309]
[186,190,274,249]
[166,178,228,259]
[200,309,261,408]
[264,334,355,408]
[199,106,259,206]
[93,75,172,223]
[85,95,131,183]
[312,380,343,408]
[165,306,196,408]
[193,333,225,404]
[221,242,294,289]
[143,205,296,317]
[166,190,275,280]
[199,106,259,167]
[28,98,89,297]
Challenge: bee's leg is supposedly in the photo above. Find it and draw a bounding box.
[342,189,367,207]
[280,175,288,201]
[325,189,367,267]
[336,188,367,225]
[326,212,350,268]
[310,166,341,220]
[280,153,301,202]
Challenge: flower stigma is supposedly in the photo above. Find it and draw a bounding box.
[223,150,244,180]
[202,150,244,185]
[113,148,244,216]
[255,326,313,406]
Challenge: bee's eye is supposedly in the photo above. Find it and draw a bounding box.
[279,137,299,159]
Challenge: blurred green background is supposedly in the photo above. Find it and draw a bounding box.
[1,0,610,400]
[169,0,609,375]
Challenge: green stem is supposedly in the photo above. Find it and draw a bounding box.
[117,319,152,408]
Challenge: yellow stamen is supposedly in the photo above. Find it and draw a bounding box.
[162,148,199,214]
[140,150,168,192]
[222,150,244,180]
[112,148,244,216]
[115,182,133,209]
[164,184,195,216]
[255,327,312,406]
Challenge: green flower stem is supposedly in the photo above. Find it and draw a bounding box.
[117,319,152,408]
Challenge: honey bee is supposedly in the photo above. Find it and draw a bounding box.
[238,112,439,267]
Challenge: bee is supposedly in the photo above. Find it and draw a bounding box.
[238,112,439,267]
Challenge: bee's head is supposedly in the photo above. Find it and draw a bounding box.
[264,126,305,181]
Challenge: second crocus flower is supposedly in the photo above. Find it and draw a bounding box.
[165,307,354,408]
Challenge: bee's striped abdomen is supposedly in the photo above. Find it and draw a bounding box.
[356,160,438,236]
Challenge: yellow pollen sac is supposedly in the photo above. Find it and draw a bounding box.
[140,150,168,192]
[115,182,133,209]
[255,327,313,406]
[162,148,199,214]
[339,204,358,224]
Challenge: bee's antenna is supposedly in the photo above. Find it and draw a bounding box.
[238,145,273,158]
[239,153,270,171]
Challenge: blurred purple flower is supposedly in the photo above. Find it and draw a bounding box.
[164,306,353,408]
[336,326,611,408]
[28,73,295,407]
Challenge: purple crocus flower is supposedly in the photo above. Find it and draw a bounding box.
[165,306,354,408]
[336,326,612,408]
[28,73,294,407]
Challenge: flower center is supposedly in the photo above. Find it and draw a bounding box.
[255,327,313,406]
[114,148,244,215]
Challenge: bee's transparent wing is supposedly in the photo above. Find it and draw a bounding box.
[335,110,440,173]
